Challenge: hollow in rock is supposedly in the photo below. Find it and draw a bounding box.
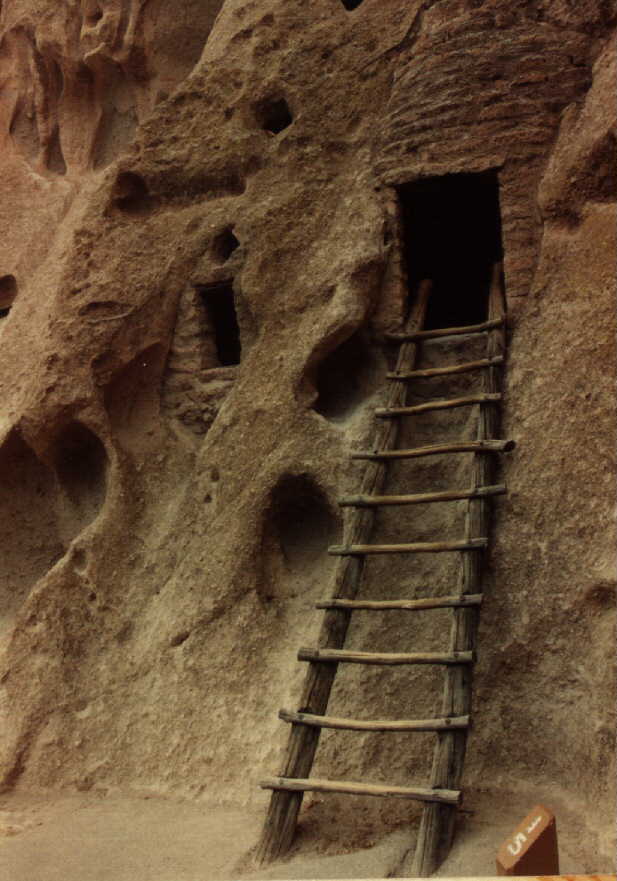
[112,171,151,212]
[52,422,108,541]
[313,330,380,423]
[254,97,293,135]
[0,275,18,317]
[212,227,240,264]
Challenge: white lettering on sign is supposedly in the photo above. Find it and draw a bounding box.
[526,814,542,835]
[505,814,544,857]
[507,832,527,856]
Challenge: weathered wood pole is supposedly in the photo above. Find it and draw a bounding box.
[255,278,432,864]
[410,262,507,876]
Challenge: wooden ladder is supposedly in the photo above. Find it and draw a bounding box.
[257,266,511,875]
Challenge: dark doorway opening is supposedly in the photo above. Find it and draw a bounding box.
[399,171,503,329]
[197,281,241,366]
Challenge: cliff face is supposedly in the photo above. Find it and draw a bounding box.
[0,0,614,873]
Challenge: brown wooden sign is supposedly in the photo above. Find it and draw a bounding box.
[496,804,559,875]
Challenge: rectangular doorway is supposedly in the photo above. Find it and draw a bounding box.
[398,170,503,329]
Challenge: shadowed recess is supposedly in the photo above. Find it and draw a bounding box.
[197,281,241,366]
[52,422,108,540]
[47,125,67,175]
[0,431,65,633]
[340,0,364,8]
[112,171,151,212]
[0,275,18,317]
[399,170,503,329]
[313,330,380,422]
[212,227,240,264]
[254,96,293,135]
[267,474,338,570]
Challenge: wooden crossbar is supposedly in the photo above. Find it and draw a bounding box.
[351,439,515,461]
[298,648,474,666]
[375,392,501,417]
[279,709,470,732]
[315,594,483,611]
[260,776,461,805]
[388,355,503,381]
[329,538,487,555]
[338,486,506,507]
[385,316,505,342]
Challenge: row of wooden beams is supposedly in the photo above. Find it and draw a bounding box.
[255,278,435,864]
[297,648,474,666]
[385,316,505,342]
[328,538,488,556]
[351,439,515,461]
[410,261,508,876]
[387,355,503,381]
[279,709,470,732]
[338,485,506,508]
[260,776,461,805]
[375,392,501,417]
[315,594,483,611]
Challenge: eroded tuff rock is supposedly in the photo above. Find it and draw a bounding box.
[0,0,614,871]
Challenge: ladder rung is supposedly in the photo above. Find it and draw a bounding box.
[328,538,487,555]
[315,594,483,611]
[339,485,506,507]
[352,439,515,461]
[387,356,504,381]
[298,648,474,665]
[376,393,502,417]
[279,709,470,732]
[260,776,461,805]
[386,316,505,342]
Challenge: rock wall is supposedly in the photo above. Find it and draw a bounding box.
[0,0,614,870]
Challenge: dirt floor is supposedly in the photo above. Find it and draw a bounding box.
[0,788,607,881]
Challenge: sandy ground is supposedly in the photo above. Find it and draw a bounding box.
[0,789,608,881]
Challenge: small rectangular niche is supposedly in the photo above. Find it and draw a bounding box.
[398,170,503,329]
[197,281,241,367]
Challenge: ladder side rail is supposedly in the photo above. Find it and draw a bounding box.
[255,279,433,865]
[411,263,507,876]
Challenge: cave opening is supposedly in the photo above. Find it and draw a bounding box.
[340,0,364,9]
[399,170,503,329]
[255,97,293,135]
[197,281,241,367]
[0,275,17,318]
[112,171,150,212]
[212,227,240,264]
